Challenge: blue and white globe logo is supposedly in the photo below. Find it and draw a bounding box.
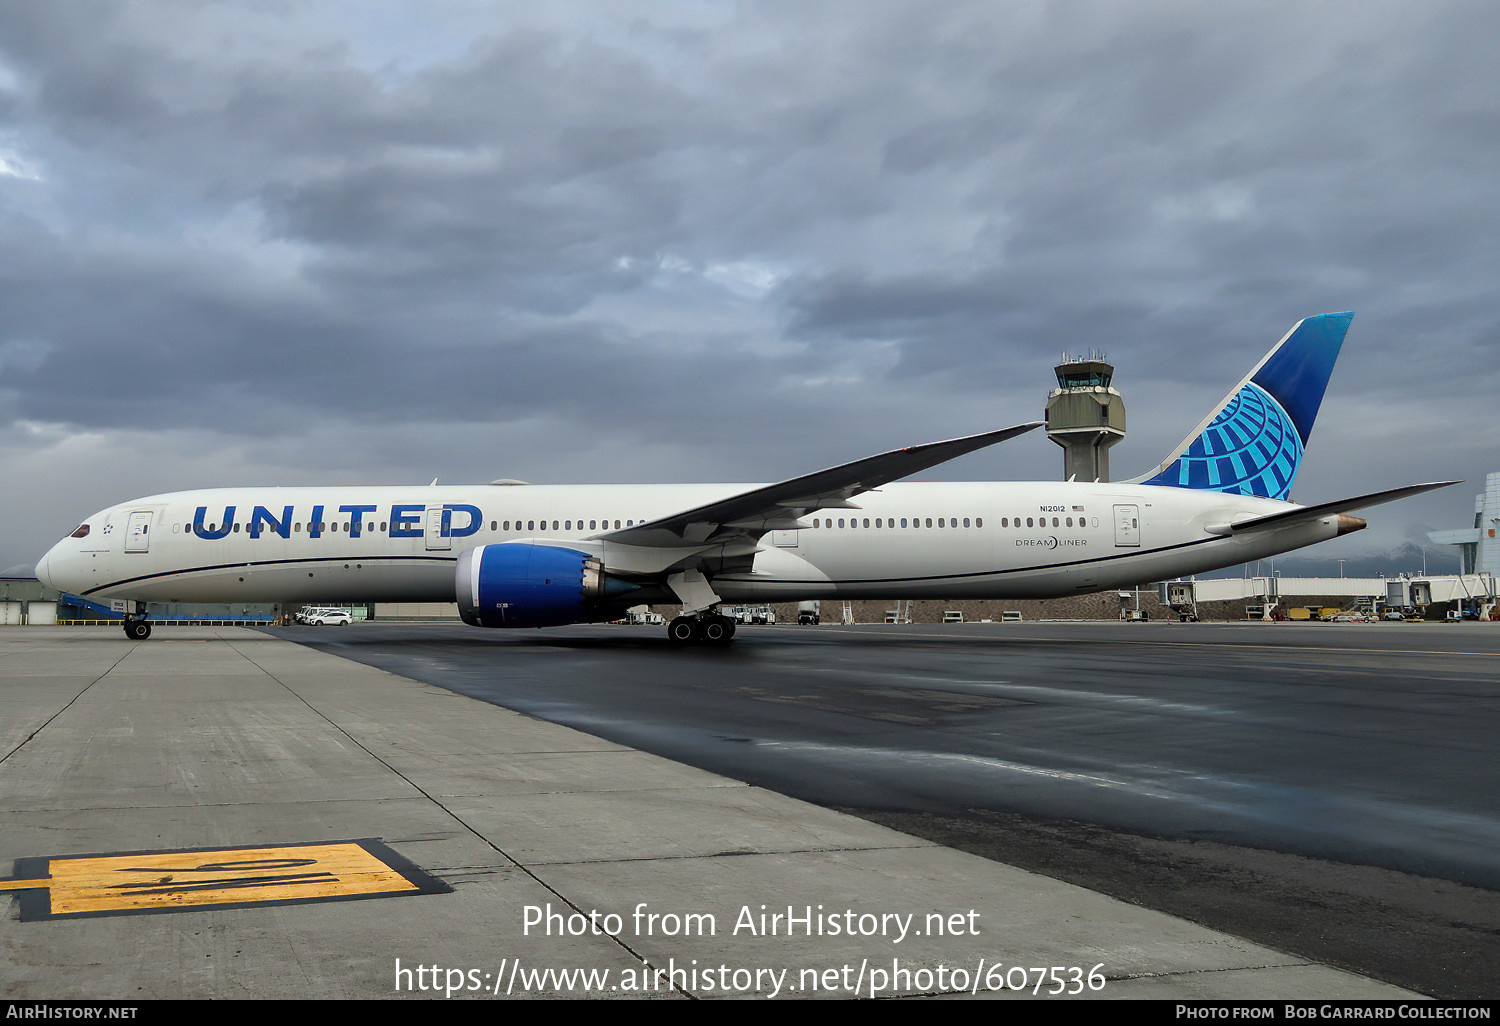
[1159,382,1303,499]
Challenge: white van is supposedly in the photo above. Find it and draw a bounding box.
[298,607,352,626]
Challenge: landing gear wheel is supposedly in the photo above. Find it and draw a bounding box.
[701,616,732,644]
[124,619,151,641]
[667,616,700,645]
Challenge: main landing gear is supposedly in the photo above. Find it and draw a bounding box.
[123,616,152,641]
[666,613,736,646]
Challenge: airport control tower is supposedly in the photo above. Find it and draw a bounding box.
[1045,355,1126,482]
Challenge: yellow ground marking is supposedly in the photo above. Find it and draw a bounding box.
[0,840,439,918]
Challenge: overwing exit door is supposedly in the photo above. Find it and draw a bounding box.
[425,507,451,550]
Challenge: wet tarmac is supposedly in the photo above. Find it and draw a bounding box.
[280,618,1500,998]
[4,625,1435,1000]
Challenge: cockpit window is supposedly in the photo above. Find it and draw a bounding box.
[70,524,90,539]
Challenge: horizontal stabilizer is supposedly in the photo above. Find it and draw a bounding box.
[1227,481,1459,535]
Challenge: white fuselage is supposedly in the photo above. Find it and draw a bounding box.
[36,481,1342,608]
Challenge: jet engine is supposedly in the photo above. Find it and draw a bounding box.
[455,542,637,628]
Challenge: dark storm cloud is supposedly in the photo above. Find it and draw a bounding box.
[2,1,1499,567]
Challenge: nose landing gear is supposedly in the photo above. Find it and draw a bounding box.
[123,602,151,640]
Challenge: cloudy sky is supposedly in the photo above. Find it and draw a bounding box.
[2,0,1497,572]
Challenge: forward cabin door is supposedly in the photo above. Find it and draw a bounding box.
[125,511,153,553]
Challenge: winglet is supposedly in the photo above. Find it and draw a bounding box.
[1136,312,1354,500]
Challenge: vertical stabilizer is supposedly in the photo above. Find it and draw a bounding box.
[1134,312,1352,500]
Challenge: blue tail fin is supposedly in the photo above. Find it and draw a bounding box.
[1135,312,1353,500]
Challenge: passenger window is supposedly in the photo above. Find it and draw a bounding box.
[963,517,970,528]
[1026,517,1033,527]
[976,517,982,528]
[925,518,932,528]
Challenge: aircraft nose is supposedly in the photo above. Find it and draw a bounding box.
[35,544,59,590]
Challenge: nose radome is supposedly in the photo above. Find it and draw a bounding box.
[35,546,56,589]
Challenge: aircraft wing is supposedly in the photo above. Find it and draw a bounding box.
[600,422,1043,548]
[1226,481,1460,535]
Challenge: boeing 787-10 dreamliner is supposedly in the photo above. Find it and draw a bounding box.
[36,312,1452,644]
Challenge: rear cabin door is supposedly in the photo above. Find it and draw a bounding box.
[1113,504,1140,547]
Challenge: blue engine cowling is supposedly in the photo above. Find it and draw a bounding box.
[455,542,636,628]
